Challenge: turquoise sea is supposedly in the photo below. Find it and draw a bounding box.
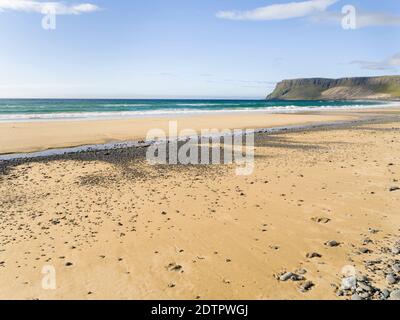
[0,99,394,122]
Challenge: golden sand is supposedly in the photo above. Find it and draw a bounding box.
[0,108,399,300]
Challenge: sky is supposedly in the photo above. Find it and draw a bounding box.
[0,0,399,99]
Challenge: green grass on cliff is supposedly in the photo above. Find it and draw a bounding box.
[268,77,400,100]
[378,84,400,97]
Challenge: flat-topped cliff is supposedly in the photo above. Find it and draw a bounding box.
[267,76,400,100]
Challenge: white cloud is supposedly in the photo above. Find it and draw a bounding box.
[351,53,400,71]
[216,0,338,21]
[216,1,400,28]
[313,10,400,28]
[356,12,400,28]
[0,0,100,15]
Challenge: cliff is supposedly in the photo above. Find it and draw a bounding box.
[266,76,400,100]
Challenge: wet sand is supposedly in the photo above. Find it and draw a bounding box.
[0,112,355,155]
[0,108,400,300]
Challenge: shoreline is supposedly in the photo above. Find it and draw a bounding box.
[0,101,398,123]
[2,107,400,156]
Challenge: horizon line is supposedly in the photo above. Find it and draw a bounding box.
[0,97,267,100]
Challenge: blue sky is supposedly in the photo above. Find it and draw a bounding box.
[0,0,399,98]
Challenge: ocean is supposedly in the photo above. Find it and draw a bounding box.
[0,99,394,122]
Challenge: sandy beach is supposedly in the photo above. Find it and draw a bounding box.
[0,108,400,300]
[2,0,400,307]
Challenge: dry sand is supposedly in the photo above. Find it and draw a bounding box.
[0,108,399,300]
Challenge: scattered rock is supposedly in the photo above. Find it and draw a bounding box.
[389,290,400,300]
[166,263,183,272]
[356,275,368,282]
[50,219,60,225]
[291,274,306,281]
[65,262,73,267]
[351,294,363,300]
[296,268,308,275]
[381,289,390,300]
[362,238,373,245]
[299,281,314,293]
[306,252,322,259]
[359,247,372,254]
[391,247,400,255]
[365,259,382,267]
[386,273,397,285]
[325,240,340,247]
[279,272,293,282]
[311,217,331,224]
[389,187,400,192]
[357,282,372,292]
[358,292,370,299]
[368,228,380,234]
[278,270,306,282]
[336,290,344,297]
[392,263,400,273]
[341,276,357,290]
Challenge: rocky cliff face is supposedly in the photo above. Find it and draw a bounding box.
[267,76,400,100]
